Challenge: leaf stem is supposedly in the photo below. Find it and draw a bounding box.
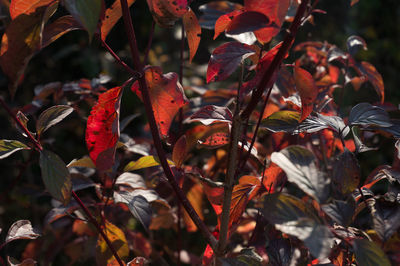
[71,191,124,266]
[118,0,217,251]
[240,0,310,120]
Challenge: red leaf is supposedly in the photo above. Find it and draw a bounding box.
[207,42,255,83]
[359,61,385,103]
[226,10,270,35]
[294,67,318,122]
[213,11,238,40]
[198,132,230,149]
[172,135,187,168]
[183,8,201,63]
[9,0,55,20]
[86,87,122,171]
[101,0,136,41]
[262,162,286,192]
[203,183,224,216]
[42,15,82,48]
[131,66,188,137]
[244,0,290,43]
[202,231,219,265]
[146,0,187,27]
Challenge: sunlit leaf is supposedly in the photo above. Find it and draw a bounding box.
[42,15,83,48]
[296,113,350,137]
[182,181,204,232]
[225,11,270,35]
[183,8,201,62]
[115,172,145,189]
[271,146,329,202]
[95,221,129,266]
[189,105,233,125]
[346,35,367,57]
[172,135,187,168]
[349,102,392,128]
[7,257,37,266]
[101,0,136,40]
[64,0,102,40]
[9,0,56,19]
[146,0,188,27]
[39,149,72,204]
[198,132,230,148]
[220,248,263,265]
[352,239,391,266]
[5,220,40,245]
[114,191,152,229]
[131,66,188,137]
[124,155,174,172]
[0,139,30,159]
[36,105,73,136]
[261,110,300,133]
[332,149,360,195]
[207,42,255,83]
[262,162,286,192]
[86,86,122,171]
[294,67,318,122]
[67,156,95,168]
[213,10,240,40]
[127,257,148,266]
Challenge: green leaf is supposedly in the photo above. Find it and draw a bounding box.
[271,146,330,202]
[124,155,174,172]
[0,140,30,159]
[36,105,74,135]
[39,149,72,204]
[261,110,300,133]
[67,156,95,168]
[352,239,391,266]
[64,0,102,40]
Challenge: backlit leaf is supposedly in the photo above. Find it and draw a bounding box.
[114,191,152,229]
[86,87,122,171]
[261,110,300,133]
[42,15,83,48]
[182,181,204,232]
[9,0,55,19]
[0,140,30,159]
[213,10,240,40]
[332,149,360,195]
[189,105,233,126]
[349,102,391,128]
[225,11,270,35]
[262,162,286,192]
[271,146,329,202]
[131,66,188,137]
[39,149,71,204]
[101,0,136,40]
[198,132,230,148]
[95,221,129,266]
[172,135,187,168]
[115,172,145,189]
[207,42,255,83]
[67,156,95,168]
[352,239,391,266]
[64,0,102,40]
[183,8,201,63]
[357,61,384,103]
[346,35,367,57]
[124,155,174,172]
[5,220,40,245]
[146,0,187,27]
[294,67,318,122]
[36,105,73,136]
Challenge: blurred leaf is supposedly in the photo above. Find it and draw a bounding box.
[322,199,355,226]
[36,105,73,136]
[115,172,145,189]
[114,191,153,229]
[207,42,255,83]
[271,146,329,202]
[261,110,300,133]
[349,103,392,128]
[101,0,136,40]
[146,0,187,27]
[131,66,188,137]
[294,67,318,122]
[127,257,148,266]
[346,35,367,57]
[351,126,376,153]
[120,114,140,132]
[276,66,296,97]
[189,105,233,125]
[86,87,122,171]
[332,149,360,195]
[42,15,83,48]
[352,239,391,266]
[67,156,95,168]
[9,0,55,20]
[7,257,37,266]
[183,8,201,63]
[39,149,72,204]
[124,155,174,172]
[369,198,400,242]
[172,135,187,168]
[357,61,385,103]
[183,181,204,232]
[95,221,129,266]
[0,140,30,159]
[64,0,102,40]
[198,132,230,148]
[5,220,40,245]
[225,11,270,35]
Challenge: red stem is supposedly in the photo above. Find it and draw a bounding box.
[143,20,156,65]
[240,0,310,120]
[118,0,218,251]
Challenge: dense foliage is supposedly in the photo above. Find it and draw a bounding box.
[0,0,399,265]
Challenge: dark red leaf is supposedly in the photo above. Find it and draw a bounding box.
[183,8,201,62]
[100,0,136,40]
[146,0,188,27]
[86,87,122,171]
[207,42,255,83]
[131,66,188,137]
[358,61,385,103]
[225,11,270,35]
[172,135,187,168]
[42,15,83,48]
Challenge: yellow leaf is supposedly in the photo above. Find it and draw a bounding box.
[124,155,174,172]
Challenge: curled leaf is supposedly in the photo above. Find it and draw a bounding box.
[189,105,233,126]
[0,140,30,159]
[124,155,174,172]
[36,105,74,136]
[349,102,392,128]
[5,220,40,245]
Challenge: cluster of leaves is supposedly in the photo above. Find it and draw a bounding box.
[0,0,399,265]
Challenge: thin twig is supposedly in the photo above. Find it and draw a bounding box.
[143,20,156,65]
[118,0,217,251]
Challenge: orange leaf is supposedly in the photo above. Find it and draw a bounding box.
[262,162,286,192]
[294,67,318,122]
[183,8,201,63]
[131,66,188,137]
[86,87,122,171]
[9,0,56,20]
[213,10,242,40]
[182,182,204,232]
[101,0,136,40]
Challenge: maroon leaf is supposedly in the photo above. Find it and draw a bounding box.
[189,105,233,125]
[86,87,122,171]
[42,15,83,48]
[207,42,255,83]
[172,135,187,168]
[225,11,270,35]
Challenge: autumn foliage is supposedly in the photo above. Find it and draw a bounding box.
[0,0,399,265]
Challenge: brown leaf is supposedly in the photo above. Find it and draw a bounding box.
[42,15,82,48]
[172,135,187,168]
[182,181,204,232]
